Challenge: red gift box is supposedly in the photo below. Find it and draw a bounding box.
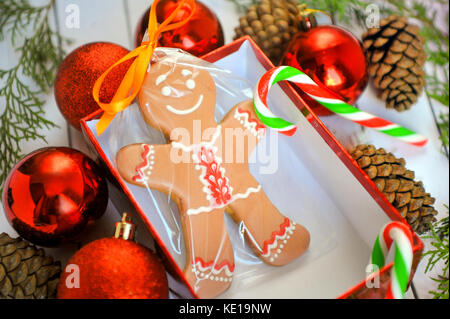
[81,36,423,299]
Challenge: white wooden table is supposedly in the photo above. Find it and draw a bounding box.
[1,0,448,299]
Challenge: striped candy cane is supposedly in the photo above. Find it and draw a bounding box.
[369,221,414,299]
[253,66,428,146]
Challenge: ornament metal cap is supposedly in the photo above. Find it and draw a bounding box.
[114,213,136,240]
[296,4,320,30]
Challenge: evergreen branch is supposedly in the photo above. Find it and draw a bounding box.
[437,113,449,148]
[422,206,449,299]
[0,0,70,192]
[0,0,53,46]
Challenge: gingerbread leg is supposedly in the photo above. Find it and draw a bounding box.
[181,208,235,298]
[227,180,310,266]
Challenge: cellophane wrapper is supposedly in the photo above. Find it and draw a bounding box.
[107,47,336,298]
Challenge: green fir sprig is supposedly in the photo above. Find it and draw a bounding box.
[422,206,449,299]
[437,113,449,147]
[0,0,70,191]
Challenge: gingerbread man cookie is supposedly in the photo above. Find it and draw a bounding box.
[116,55,310,298]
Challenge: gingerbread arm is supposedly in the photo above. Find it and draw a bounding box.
[220,100,267,163]
[222,100,266,134]
[116,143,181,193]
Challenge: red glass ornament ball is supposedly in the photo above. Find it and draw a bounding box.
[135,0,224,56]
[54,42,131,130]
[282,25,368,115]
[2,147,108,247]
[57,238,169,299]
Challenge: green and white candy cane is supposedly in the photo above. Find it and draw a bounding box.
[254,66,428,146]
[369,221,414,299]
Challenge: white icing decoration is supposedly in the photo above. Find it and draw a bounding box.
[191,145,232,209]
[231,185,262,202]
[186,79,195,90]
[234,109,265,139]
[193,261,233,277]
[181,69,192,76]
[156,74,167,86]
[162,86,171,96]
[172,125,222,152]
[134,144,155,184]
[186,185,261,216]
[166,94,203,115]
[261,222,296,258]
[172,126,262,216]
[239,219,296,259]
[191,259,234,282]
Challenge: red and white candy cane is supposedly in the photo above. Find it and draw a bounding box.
[253,66,428,146]
[369,221,414,299]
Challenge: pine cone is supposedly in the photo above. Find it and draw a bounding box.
[0,233,61,299]
[234,0,317,64]
[350,144,437,234]
[362,16,426,112]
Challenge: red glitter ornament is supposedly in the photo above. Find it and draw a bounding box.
[282,25,368,116]
[2,147,108,246]
[54,42,131,129]
[57,214,168,299]
[134,0,224,56]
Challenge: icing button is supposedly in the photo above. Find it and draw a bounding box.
[186,79,196,90]
[162,86,171,96]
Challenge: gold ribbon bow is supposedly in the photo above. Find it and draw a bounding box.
[93,0,196,135]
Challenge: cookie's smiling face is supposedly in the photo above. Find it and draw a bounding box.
[138,58,217,136]
[158,68,203,115]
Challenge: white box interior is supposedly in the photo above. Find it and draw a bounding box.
[84,40,391,298]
